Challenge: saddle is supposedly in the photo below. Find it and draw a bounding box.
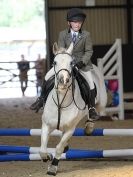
[72,67,91,105]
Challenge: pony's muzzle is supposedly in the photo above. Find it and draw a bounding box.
[58,74,70,86]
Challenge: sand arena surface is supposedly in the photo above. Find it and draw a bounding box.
[0,97,133,177]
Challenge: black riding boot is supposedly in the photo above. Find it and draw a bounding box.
[30,76,55,113]
[30,80,46,112]
[88,88,100,121]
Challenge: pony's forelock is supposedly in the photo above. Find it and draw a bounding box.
[56,47,67,54]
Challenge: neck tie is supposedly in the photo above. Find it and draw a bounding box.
[72,32,76,43]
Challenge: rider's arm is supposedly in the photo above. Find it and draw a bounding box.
[81,32,93,66]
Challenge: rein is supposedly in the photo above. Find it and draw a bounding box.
[53,57,73,130]
[52,52,87,130]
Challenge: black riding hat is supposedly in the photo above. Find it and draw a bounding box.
[67,8,86,22]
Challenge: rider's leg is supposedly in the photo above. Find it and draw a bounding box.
[30,68,55,113]
[81,70,100,121]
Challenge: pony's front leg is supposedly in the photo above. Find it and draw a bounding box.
[47,128,75,176]
[85,114,95,135]
[39,123,53,162]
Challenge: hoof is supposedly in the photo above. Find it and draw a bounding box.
[40,153,53,162]
[63,145,69,153]
[47,164,57,176]
[84,120,95,135]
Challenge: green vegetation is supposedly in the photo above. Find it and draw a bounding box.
[0,0,44,27]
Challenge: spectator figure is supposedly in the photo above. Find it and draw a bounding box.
[17,54,30,96]
[34,54,46,95]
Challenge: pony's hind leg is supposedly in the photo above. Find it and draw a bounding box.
[47,128,75,176]
[39,123,53,162]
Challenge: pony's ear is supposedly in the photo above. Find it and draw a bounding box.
[53,42,59,55]
[66,42,73,54]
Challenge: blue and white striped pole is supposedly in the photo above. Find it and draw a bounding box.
[0,128,133,136]
[0,145,103,157]
[0,145,40,154]
[0,128,99,136]
[1,148,133,162]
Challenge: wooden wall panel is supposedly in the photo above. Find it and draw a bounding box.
[49,10,68,46]
[83,8,127,44]
[49,0,85,7]
[48,0,128,45]
[49,8,127,45]
[95,0,126,5]
[49,0,126,7]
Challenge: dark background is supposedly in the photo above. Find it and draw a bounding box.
[92,44,133,92]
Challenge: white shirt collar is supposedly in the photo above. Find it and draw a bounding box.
[71,29,78,36]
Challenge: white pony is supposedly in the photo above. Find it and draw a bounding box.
[40,43,107,175]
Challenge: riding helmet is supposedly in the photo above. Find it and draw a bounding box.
[67,8,86,22]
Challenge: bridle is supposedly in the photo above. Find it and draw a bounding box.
[52,52,86,129]
[52,66,73,109]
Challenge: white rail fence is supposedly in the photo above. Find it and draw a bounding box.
[97,39,124,120]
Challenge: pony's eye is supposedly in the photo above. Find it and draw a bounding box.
[53,61,57,66]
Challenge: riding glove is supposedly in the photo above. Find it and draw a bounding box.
[76,61,85,69]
